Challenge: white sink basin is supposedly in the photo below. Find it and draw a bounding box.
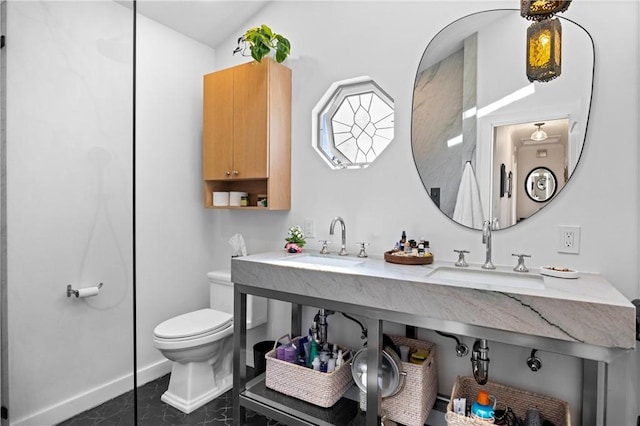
[425,266,545,291]
[275,253,364,269]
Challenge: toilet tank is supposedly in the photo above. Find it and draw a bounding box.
[207,269,267,330]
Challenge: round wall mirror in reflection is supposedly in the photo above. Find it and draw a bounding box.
[525,167,557,202]
[312,76,394,169]
[411,9,594,230]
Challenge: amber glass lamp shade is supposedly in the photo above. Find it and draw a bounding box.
[526,18,562,83]
[521,0,571,21]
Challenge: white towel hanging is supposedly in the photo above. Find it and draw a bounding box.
[453,162,484,228]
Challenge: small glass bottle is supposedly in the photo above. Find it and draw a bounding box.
[424,241,432,256]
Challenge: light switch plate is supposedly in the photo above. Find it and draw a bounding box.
[304,217,315,238]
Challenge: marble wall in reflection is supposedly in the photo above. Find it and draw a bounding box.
[412,35,477,219]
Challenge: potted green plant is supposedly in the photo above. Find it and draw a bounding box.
[233,24,291,63]
[284,225,305,253]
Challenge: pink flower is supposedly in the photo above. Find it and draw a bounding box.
[285,242,302,253]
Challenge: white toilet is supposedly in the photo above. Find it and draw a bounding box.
[153,270,267,413]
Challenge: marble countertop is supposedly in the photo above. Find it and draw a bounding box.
[231,251,636,351]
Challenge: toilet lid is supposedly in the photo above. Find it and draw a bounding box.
[154,308,233,339]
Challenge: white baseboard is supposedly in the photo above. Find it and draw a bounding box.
[13,360,171,426]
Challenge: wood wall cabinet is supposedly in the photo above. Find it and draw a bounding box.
[202,58,291,210]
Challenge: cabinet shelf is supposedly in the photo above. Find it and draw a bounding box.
[204,178,288,210]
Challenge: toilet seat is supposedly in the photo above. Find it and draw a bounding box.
[153,309,233,348]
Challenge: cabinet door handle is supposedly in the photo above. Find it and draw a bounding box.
[233,170,239,176]
[225,171,231,176]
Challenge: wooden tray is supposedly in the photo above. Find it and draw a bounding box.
[384,251,433,265]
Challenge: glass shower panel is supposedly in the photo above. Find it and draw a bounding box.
[1,1,134,424]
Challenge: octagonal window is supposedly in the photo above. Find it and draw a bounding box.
[312,76,394,169]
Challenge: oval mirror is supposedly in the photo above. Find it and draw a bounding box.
[411,9,594,230]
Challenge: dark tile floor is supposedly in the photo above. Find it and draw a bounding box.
[57,373,280,426]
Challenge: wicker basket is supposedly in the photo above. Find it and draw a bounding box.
[264,337,354,408]
[380,336,438,426]
[445,376,571,426]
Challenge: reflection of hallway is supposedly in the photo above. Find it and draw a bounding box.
[493,118,569,227]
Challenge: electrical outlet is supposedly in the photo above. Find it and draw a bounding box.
[304,217,315,238]
[557,225,580,254]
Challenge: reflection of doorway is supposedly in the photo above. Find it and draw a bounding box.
[493,118,569,227]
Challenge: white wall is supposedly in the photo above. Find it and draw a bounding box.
[211,2,640,424]
[135,12,217,383]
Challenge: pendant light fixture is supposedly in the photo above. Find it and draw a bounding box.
[521,0,571,21]
[526,18,562,82]
[531,123,548,141]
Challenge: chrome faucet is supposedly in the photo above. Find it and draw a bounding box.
[329,216,348,256]
[481,220,495,269]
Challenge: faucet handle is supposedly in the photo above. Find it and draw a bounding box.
[318,240,331,254]
[512,253,531,272]
[453,249,469,267]
[356,242,369,258]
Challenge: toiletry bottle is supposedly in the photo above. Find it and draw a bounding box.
[336,349,343,368]
[404,239,413,254]
[312,356,321,371]
[298,336,307,359]
[399,231,406,251]
[284,345,296,363]
[327,357,336,372]
[308,339,318,368]
[471,390,495,420]
[276,345,286,360]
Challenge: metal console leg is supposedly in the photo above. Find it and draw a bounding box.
[582,359,607,426]
[291,303,302,338]
[233,288,247,425]
[366,318,382,426]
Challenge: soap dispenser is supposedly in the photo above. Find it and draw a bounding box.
[470,390,495,421]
